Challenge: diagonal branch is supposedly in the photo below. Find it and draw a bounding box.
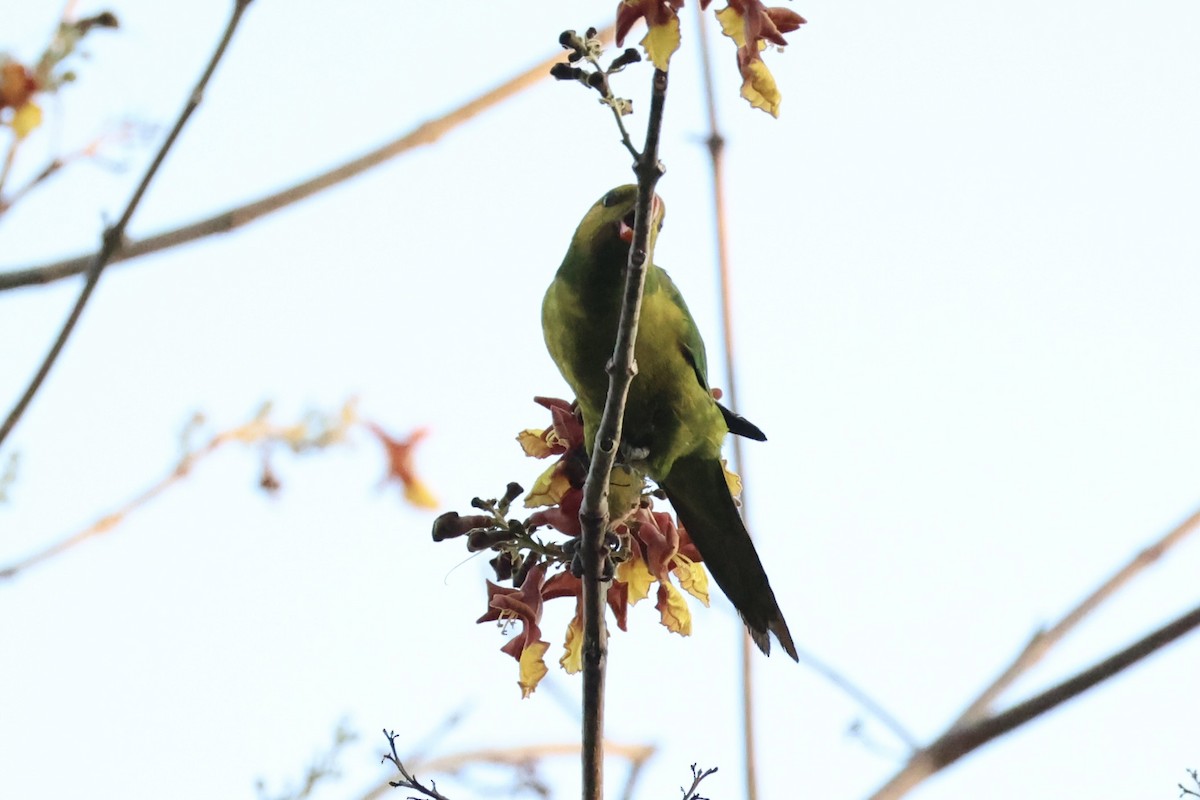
[0,0,255,449]
[864,505,1200,799]
[0,404,358,582]
[952,504,1200,727]
[577,67,669,800]
[868,599,1200,799]
[0,26,616,294]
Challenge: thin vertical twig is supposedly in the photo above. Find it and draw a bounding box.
[0,0,254,448]
[578,67,669,800]
[693,7,761,799]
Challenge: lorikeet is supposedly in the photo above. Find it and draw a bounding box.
[542,184,797,660]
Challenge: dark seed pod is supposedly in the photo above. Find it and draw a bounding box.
[610,48,642,70]
[467,528,515,552]
[502,482,524,505]
[432,511,492,542]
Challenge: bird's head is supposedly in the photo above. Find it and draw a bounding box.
[575,184,666,257]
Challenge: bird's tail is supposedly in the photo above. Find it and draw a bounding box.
[660,456,798,661]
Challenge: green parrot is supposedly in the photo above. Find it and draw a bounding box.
[542,184,798,660]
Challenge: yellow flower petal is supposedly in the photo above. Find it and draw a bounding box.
[640,15,680,71]
[517,428,554,458]
[523,462,570,508]
[741,58,782,117]
[657,582,692,635]
[715,6,747,48]
[616,554,655,604]
[672,555,711,607]
[559,617,584,674]
[12,102,41,139]
[403,479,439,510]
[518,640,550,698]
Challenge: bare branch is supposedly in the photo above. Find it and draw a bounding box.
[0,0,255,448]
[953,504,1200,726]
[681,763,719,800]
[577,66,669,800]
[1179,768,1200,798]
[864,505,1200,799]
[868,600,1200,799]
[382,730,453,800]
[0,402,358,582]
[0,26,617,294]
[359,740,656,800]
[0,127,145,218]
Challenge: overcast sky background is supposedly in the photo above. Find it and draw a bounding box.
[2,2,1198,799]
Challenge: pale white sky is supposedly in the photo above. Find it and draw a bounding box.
[2,2,1198,799]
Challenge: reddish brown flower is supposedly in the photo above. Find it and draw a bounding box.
[615,0,685,45]
[542,568,630,632]
[535,396,584,449]
[366,422,437,509]
[527,486,583,536]
[616,506,711,634]
[477,562,551,696]
[714,1,807,116]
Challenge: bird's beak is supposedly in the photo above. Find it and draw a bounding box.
[618,194,665,243]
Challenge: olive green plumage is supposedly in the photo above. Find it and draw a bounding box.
[542,184,797,660]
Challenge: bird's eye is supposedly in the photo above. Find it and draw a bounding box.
[601,191,621,208]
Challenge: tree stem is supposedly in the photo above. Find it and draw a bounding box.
[578,67,669,800]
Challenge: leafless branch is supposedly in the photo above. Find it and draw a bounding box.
[1179,768,1200,798]
[952,505,1200,727]
[0,127,144,218]
[681,763,719,800]
[865,506,1200,799]
[0,0,255,448]
[0,27,617,294]
[360,739,656,800]
[869,600,1200,799]
[382,730,453,800]
[0,402,358,582]
[574,64,669,800]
